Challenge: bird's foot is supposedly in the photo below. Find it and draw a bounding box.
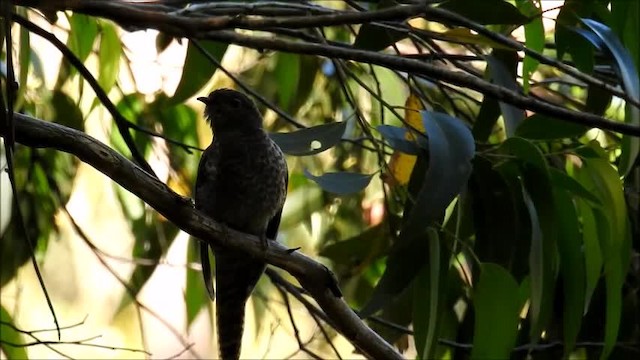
[259,234,269,258]
[286,246,301,254]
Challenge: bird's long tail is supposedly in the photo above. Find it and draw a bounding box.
[215,249,265,360]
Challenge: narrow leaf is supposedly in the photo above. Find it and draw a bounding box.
[304,170,373,195]
[270,122,346,156]
[171,40,227,104]
[471,263,520,359]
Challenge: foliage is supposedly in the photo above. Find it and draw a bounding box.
[1,0,639,359]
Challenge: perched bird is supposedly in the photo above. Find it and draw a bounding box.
[194,89,288,360]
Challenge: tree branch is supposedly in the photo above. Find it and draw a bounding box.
[3,113,403,360]
[15,1,640,136]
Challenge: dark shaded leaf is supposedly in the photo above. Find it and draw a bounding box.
[360,111,475,316]
[439,0,528,25]
[270,122,346,156]
[319,222,390,268]
[412,228,444,358]
[503,137,556,341]
[171,40,227,104]
[486,55,525,137]
[515,114,589,139]
[581,18,639,176]
[49,90,84,131]
[304,170,373,195]
[377,125,421,155]
[353,23,407,51]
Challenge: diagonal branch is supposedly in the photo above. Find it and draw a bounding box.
[3,112,403,360]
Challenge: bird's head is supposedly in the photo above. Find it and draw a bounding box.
[197,89,263,133]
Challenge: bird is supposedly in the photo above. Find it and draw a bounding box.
[194,88,288,360]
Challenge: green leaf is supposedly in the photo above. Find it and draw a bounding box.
[97,22,121,93]
[515,114,589,140]
[503,137,556,340]
[0,305,28,360]
[575,156,631,359]
[575,200,602,313]
[516,0,544,93]
[274,53,300,110]
[580,18,640,176]
[171,40,228,104]
[553,188,585,354]
[56,13,97,88]
[270,122,346,156]
[304,170,373,195]
[471,263,520,359]
[439,0,528,25]
[549,168,601,205]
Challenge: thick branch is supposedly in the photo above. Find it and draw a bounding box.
[15,1,640,136]
[3,113,402,360]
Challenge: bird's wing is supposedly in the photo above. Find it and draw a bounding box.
[265,168,288,241]
[194,145,219,300]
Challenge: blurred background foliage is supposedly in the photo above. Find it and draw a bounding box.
[1,0,639,359]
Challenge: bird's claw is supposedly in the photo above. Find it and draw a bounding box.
[285,247,301,254]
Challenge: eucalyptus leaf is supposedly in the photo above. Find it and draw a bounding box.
[270,122,346,156]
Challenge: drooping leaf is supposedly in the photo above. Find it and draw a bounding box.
[353,0,408,51]
[353,23,408,51]
[516,0,544,93]
[471,263,520,359]
[360,111,475,316]
[439,0,528,25]
[553,188,585,354]
[575,199,603,314]
[377,125,421,155]
[412,228,442,359]
[56,13,97,88]
[575,155,631,359]
[270,122,346,156]
[503,137,556,341]
[171,40,228,104]
[304,170,373,195]
[319,222,390,269]
[486,55,525,137]
[580,18,640,176]
[97,22,121,94]
[515,114,589,140]
[469,157,523,271]
[48,90,84,131]
[274,53,300,110]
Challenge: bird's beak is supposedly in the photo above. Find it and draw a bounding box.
[197,97,208,104]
